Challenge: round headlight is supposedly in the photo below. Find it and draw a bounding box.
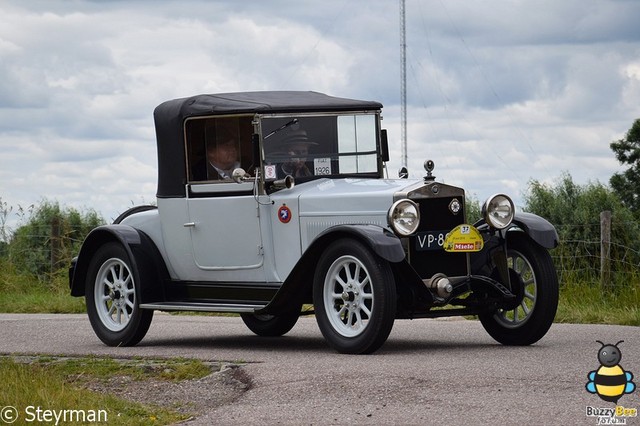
[388,199,420,236]
[482,194,515,229]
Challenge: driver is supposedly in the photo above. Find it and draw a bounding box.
[277,129,317,178]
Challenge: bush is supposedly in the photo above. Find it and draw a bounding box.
[524,173,640,286]
[3,200,104,279]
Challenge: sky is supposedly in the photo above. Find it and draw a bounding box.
[1,0,639,230]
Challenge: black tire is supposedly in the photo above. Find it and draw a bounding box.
[240,310,301,337]
[85,242,153,346]
[479,232,558,345]
[313,238,397,354]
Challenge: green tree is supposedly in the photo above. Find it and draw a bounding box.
[466,195,481,222]
[610,118,640,218]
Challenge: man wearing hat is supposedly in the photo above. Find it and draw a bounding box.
[194,125,241,181]
[278,129,318,178]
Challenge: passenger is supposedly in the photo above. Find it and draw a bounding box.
[193,126,241,181]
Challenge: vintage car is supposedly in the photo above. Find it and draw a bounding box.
[69,91,559,354]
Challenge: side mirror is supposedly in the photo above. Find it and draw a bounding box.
[381,129,390,162]
[399,166,408,179]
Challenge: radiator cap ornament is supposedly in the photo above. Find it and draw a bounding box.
[424,160,435,182]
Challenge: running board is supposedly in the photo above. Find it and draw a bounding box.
[139,302,267,313]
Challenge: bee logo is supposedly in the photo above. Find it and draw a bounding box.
[586,340,636,403]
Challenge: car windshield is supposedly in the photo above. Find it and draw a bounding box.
[262,114,380,180]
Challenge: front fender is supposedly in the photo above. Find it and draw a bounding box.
[259,224,404,315]
[314,224,406,262]
[69,225,167,303]
[474,212,558,249]
[509,212,558,249]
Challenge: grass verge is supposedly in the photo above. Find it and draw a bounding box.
[555,280,640,326]
[0,355,214,425]
[0,262,84,313]
[1,258,639,325]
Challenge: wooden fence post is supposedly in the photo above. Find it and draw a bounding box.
[600,210,611,290]
[51,216,61,273]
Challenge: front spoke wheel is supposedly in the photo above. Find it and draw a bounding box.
[324,255,374,338]
[479,233,558,346]
[314,238,397,354]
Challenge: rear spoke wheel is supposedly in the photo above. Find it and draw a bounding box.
[85,243,153,347]
[240,309,301,337]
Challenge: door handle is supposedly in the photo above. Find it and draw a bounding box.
[183,222,196,227]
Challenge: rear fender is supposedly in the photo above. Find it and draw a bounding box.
[69,225,168,303]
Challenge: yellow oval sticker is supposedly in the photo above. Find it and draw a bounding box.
[443,224,484,252]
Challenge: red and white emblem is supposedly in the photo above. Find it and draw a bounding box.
[278,205,292,223]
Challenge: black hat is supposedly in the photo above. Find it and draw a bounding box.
[205,125,236,149]
[279,129,318,147]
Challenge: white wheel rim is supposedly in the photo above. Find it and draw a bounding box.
[494,250,537,328]
[93,257,136,332]
[323,255,374,338]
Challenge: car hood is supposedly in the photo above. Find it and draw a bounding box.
[272,178,422,215]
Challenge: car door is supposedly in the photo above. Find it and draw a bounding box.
[183,114,265,278]
[186,182,263,272]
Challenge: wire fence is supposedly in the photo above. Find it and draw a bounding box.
[551,212,640,288]
[552,239,640,286]
[1,219,91,279]
[2,213,639,287]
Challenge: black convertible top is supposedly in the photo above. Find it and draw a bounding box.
[155,91,382,117]
[153,91,383,197]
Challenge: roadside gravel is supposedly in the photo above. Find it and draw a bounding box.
[6,355,253,420]
[84,363,252,417]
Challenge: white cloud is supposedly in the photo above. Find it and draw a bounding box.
[0,0,639,229]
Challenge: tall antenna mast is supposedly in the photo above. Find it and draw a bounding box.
[399,0,407,169]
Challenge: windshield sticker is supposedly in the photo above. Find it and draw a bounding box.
[264,164,277,180]
[314,158,332,175]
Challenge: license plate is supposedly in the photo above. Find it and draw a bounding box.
[414,231,448,251]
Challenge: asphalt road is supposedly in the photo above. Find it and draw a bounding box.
[1,313,639,425]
